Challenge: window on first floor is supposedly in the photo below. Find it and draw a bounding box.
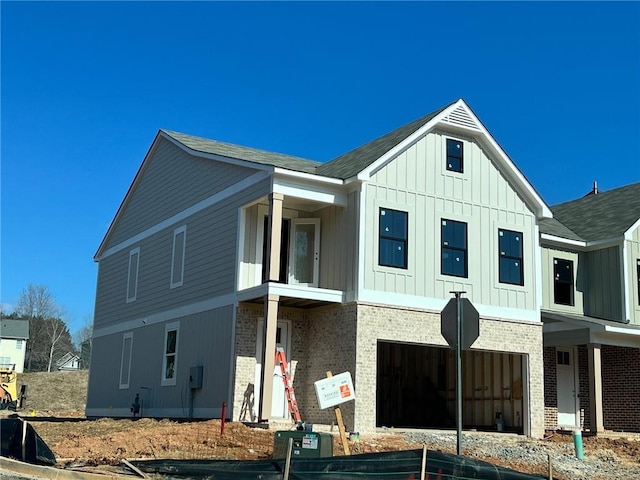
[498,229,523,286]
[441,219,467,277]
[446,138,464,173]
[162,322,179,386]
[557,350,570,365]
[379,208,408,269]
[119,332,133,389]
[554,258,574,306]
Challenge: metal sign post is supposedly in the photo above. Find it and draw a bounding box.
[441,291,479,457]
[455,291,463,456]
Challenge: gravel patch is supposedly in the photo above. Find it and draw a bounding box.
[400,430,640,480]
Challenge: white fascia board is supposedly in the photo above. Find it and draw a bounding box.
[273,167,343,185]
[604,324,640,336]
[621,241,631,322]
[268,283,344,303]
[584,236,624,250]
[540,233,587,249]
[96,171,270,261]
[355,99,552,220]
[273,176,347,207]
[160,130,274,173]
[358,289,540,323]
[624,217,640,240]
[95,132,164,259]
[534,224,543,312]
[93,293,237,338]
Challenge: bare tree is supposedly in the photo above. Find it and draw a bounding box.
[15,284,72,372]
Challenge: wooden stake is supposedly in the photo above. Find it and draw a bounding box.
[548,453,553,480]
[420,444,427,480]
[284,437,293,480]
[327,371,350,456]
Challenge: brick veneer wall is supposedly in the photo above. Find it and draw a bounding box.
[356,303,545,437]
[602,345,640,432]
[543,346,558,430]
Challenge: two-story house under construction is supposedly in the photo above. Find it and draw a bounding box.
[87,99,555,437]
[539,183,640,433]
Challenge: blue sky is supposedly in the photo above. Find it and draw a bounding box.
[2,1,639,335]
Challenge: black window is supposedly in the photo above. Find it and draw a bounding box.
[557,350,570,365]
[554,258,574,306]
[379,208,408,269]
[637,259,640,306]
[498,229,523,285]
[446,139,463,173]
[441,219,467,277]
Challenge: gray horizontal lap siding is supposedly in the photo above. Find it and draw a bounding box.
[94,178,271,329]
[107,137,257,247]
[87,306,235,416]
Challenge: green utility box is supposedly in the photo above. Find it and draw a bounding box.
[272,430,333,459]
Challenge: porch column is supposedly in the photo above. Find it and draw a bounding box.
[259,293,280,421]
[265,193,284,282]
[588,343,605,433]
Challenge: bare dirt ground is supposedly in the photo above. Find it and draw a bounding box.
[6,371,640,479]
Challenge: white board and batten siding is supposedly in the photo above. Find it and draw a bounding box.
[627,226,640,325]
[540,247,585,315]
[364,130,538,317]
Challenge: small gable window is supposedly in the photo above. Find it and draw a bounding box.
[379,208,408,269]
[498,229,523,286]
[554,258,574,306]
[446,139,464,173]
[441,219,467,277]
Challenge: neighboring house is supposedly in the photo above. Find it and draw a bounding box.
[0,319,29,373]
[539,183,640,433]
[55,352,81,371]
[86,98,554,437]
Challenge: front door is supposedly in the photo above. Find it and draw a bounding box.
[254,320,291,419]
[556,347,579,427]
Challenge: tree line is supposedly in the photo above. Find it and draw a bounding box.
[2,284,92,372]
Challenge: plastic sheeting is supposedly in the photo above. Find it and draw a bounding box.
[0,417,57,466]
[131,448,546,479]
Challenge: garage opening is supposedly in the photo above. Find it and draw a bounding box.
[376,342,525,433]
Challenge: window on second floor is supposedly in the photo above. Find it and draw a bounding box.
[379,208,408,269]
[446,139,464,173]
[16,339,22,350]
[127,248,140,303]
[553,258,574,306]
[441,219,467,277]
[637,259,640,306]
[498,229,523,286]
[170,226,187,288]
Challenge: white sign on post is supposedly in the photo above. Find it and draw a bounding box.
[314,372,355,409]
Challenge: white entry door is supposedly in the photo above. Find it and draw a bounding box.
[254,320,290,419]
[288,218,320,287]
[556,347,579,427]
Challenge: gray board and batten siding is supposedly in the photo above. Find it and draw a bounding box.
[584,246,623,322]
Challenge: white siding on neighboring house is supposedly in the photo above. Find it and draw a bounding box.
[363,130,538,319]
[0,338,26,373]
[627,225,640,325]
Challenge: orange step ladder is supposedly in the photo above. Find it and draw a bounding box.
[275,347,302,425]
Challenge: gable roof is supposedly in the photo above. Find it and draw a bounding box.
[546,182,640,242]
[0,319,29,339]
[538,217,584,242]
[316,102,453,179]
[162,130,321,175]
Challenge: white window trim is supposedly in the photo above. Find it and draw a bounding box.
[441,134,469,178]
[126,247,141,303]
[435,212,473,284]
[373,200,415,277]
[16,339,23,350]
[119,332,133,389]
[170,225,187,289]
[494,222,528,290]
[161,321,180,387]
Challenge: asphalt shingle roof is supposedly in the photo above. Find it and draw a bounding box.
[0,319,29,339]
[162,130,321,175]
[538,217,584,241]
[548,183,640,241]
[163,102,454,180]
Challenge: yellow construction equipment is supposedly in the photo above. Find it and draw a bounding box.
[0,364,26,410]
